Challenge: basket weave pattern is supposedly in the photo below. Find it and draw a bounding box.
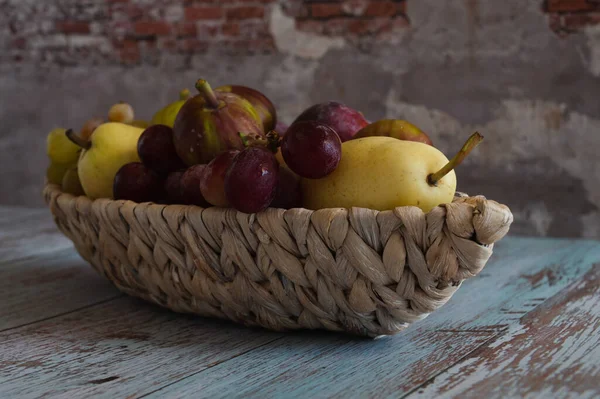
[44,184,513,337]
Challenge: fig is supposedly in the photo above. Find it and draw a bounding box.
[217,85,277,132]
[173,79,264,166]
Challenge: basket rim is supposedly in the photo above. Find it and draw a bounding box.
[43,182,494,216]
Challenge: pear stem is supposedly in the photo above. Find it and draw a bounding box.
[427,132,484,186]
[179,88,190,101]
[195,79,220,108]
[66,129,91,150]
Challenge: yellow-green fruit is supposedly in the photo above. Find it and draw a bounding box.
[76,122,144,199]
[130,120,150,129]
[46,128,81,164]
[151,89,190,128]
[46,162,71,185]
[61,168,85,196]
[302,136,456,212]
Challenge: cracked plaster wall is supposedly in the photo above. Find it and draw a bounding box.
[1,0,599,238]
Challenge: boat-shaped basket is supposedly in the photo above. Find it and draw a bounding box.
[44,183,513,337]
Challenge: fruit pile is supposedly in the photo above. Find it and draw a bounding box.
[46,78,483,214]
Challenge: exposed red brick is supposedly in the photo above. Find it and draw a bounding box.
[310,3,344,18]
[185,6,223,21]
[158,38,178,50]
[221,22,240,37]
[282,1,310,18]
[563,12,600,28]
[295,19,325,34]
[174,22,197,37]
[56,21,91,34]
[239,22,271,38]
[134,21,171,35]
[397,0,407,14]
[117,39,140,64]
[545,0,599,13]
[364,1,398,17]
[321,18,352,35]
[197,23,220,37]
[181,38,209,51]
[548,13,565,33]
[226,6,265,20]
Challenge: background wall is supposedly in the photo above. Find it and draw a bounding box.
[1,0,600,238]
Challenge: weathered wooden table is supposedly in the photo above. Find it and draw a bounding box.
[1,206,599,399]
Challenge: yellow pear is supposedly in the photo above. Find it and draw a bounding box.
[151,89,190,128]
[67,122,144,199]
[302,133,482,212]
[46,127,81,165]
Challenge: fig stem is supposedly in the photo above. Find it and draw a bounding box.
[239,131,281,153]
[179,89,190,101]
[427,132,483,186]
[195,79,220,108]
[65,129,91,150]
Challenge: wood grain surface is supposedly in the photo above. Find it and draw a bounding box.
[1,208,600,399]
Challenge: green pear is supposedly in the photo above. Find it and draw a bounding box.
[67,122,144,199]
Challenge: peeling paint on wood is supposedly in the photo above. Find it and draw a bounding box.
[1,207,600,398]
[144,238,600,398]
[414,265,600,398]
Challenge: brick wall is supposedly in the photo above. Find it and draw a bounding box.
[2,0,408,66]
[545,0,600,35]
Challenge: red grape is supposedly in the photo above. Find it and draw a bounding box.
[225,147,279,213]
[138,124,185,175]
[164,170,185,204]
[271,166,302,209]
[181,164,210,207]
[113,162,164,203]
[281,120,341,179]
[200,150,239,207]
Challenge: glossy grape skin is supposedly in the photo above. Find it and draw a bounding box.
[108,102,135,124]
[270,166,302,209]
[113,162,164,203]
[281,120,342,179]
[180,164,210,207]
[225,147,279,214]
[164,170,185,204]
[199,150,239,207]
[138,124,185,175]
[292,101,368,142]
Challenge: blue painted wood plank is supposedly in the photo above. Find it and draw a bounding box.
[143,237,600,399]
[413,265,600,398]
[0,207,73,263]
[0,298,282,399]
[0,248,120,331]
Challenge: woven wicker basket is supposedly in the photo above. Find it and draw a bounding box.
[44,183,513,337]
